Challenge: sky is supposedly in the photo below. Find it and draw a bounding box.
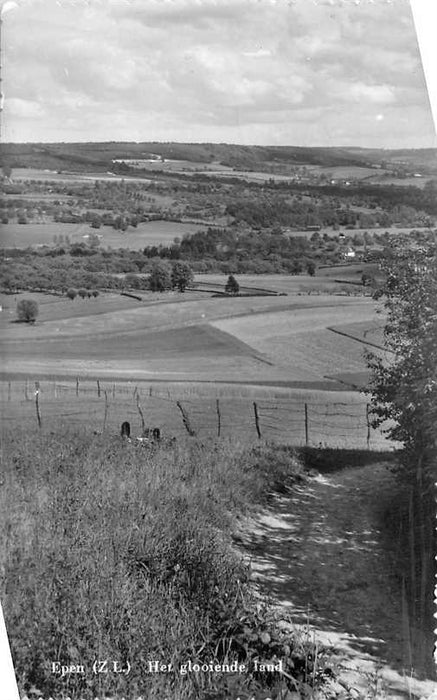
[1,0,436,147]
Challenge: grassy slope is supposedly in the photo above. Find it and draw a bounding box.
[0,220,206,249]
[1,290,387,449]
[3,142,436,174]
[0,429,328,699]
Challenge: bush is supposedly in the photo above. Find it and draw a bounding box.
[77,288,87,299]
[225,274,240,295]
[16,299,38,323]
[66,288,77,300]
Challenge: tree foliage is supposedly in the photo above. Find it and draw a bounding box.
[171,262,194,293]
[366,240,437,468]
[149,260,172,292]
[16,299,39,323]
[225,274,240,295]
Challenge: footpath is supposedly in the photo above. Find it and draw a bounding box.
[236,460,436,699]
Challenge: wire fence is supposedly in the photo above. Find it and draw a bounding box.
[0,377,394,450]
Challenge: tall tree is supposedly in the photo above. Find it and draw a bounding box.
[171,262,194,293]
[16,299,39,323]
[149,260,172,292]
[366,240,437,469]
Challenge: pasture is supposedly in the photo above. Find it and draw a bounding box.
[0,280,389,449]
[212,299,379,382]
[0,219,206,249]
[304,164,389,180]
[194,269,375,291]
[11,168,152,183]
[1,288,381,385]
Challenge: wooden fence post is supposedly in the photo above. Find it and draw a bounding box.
[97,379,101,398]
[304,403,309,446]
[176,401,196,436]
[35,382,42,429]
[24,379,29,401]
[149,386,153,397]
[253,402,261,439]
[76,377,79,396]
[7,381,11,401]
[366,404,371,449]
[136,394,146,435]
[102,391,109,432]
[216,398,221,437]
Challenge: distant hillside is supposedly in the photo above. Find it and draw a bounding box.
[1,141,436,176]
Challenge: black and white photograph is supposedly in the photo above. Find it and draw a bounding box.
[0,0,436,698]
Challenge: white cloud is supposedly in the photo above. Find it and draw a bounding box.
[1,0,435,147]
[6,97,45,118]
[349,83,396,105]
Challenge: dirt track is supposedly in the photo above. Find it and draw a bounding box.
[237,460,436,699]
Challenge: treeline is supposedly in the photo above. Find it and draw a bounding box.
[2,226,436,292]
[261,179,437,217]
[0,247,194,295]
[143,226,355,273]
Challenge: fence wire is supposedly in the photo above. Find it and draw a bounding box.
[0,378,393,450]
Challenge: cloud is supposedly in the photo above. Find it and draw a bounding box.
[1,0,435,147]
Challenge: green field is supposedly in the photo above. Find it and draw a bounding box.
[12,168,152,183]
[0,278,391,448]
[0,220,206,249]
[1,289,380,381]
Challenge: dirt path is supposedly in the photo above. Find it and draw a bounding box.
[237,461,436,699]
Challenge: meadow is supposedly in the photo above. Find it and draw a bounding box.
[2,426,334,699]
[0,278,390,450]
[0,220,205,249]
[1,285,380,382]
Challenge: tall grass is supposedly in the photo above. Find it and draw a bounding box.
[0,427,329,699]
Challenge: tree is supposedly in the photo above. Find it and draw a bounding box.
[91,290,99,298]
[16,299,39,323]
[171,262,194,292]
[66,288,77,300]
[361,272,374,286]
[149,260,172,292]
[225,274,240,295]
[366,240,436,468]
[78,288,88,299]
[125,273,141,289]
[306,262,316,277]
[88,232,101,247]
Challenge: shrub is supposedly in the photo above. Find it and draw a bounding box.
[66,288,77,300]
[77,287,87,299]
[16,299,38,323]
[225,274,240,295]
